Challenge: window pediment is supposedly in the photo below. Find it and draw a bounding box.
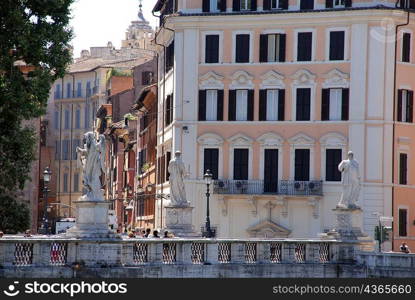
[228,133,253,146]
[322,68,349,88]
[288,133,315,146]
[229,70,254,89]
[260,70,285,89]
[319,132,347,147]
[197,133,224,146]
[257,132,284,147]
[247,220,291,238]
[199,71,224,90]
[291,69,316,85]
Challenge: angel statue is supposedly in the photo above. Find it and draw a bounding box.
[76,132,106,201]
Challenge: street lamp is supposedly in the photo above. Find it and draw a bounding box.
[40,167,52,234]
[202,169,215,238]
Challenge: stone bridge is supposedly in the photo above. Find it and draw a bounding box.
[1,237,414,278]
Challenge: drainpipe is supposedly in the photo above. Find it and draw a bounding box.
[68,74,76,217]
[152,8,175,229]
[392,4,410,251]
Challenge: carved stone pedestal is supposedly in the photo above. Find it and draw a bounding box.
[164,205,199,237]
[320,206,374,261]
[66,200,119,239]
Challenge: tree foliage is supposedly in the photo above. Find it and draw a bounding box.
[0,0,74,232]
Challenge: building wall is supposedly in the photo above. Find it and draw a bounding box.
[153,6,414,242]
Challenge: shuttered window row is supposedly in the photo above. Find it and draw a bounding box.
[198,88,350,122]
[202,147,344,183]
[202,0,353,11]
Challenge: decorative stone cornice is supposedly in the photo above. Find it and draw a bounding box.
[322,68,350,88]
[291,69,316,85]
[288,133,315,146]
[228,133,253,146]
[319,132,348,147]
[257,132,284,147]
[199,71,224,90]
[260,70,285,89]
[197,133,224,146]
[229,70,254,89]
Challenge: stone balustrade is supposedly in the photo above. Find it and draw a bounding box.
[0,236,340,268]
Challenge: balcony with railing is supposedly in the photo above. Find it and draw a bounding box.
[213,180,323,196]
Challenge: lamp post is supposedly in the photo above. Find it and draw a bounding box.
[40,167,52,234]
[203,169,215,238]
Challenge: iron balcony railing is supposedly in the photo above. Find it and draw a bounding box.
[213,180,323,196]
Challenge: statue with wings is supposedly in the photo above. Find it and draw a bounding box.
[76,132,106,201]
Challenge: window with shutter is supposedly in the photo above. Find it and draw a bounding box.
[399,209,407,237]
[399,153,408,185]
[234,149,249,180]
[229,90,237,121]
[204,148,219,179]
[74,173,79,192]
[199,90,207,121]
[217,90,224,120]
[294,149,310,181]
[266,90,279,121]
[205,35,220,63]
[402,32,411,63]
[206,90,218,121]
[398,89,414,123]
[326,149,342,181]
[300,0,314,9]
[75,109,81,129]
[297,32,312,61]
[329,31,345,61]
[66,83,72,98]
[63,173,68,193]
[235,34,250,63]
[296,88,311,121]
[322,88,349,121]
[236,90,248,120]
[54,110,59,129]
[260,34,286,63]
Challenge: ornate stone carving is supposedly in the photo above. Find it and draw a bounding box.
[260,70,285,89]
[308,198,320,219]
[197,133,224,146]
[199,71,224,90]
[248,197,258,216]
[228,133,253,147]
[229,70,254,89]
[322,68,349,88]
[288,133,315,146]
[257,133,284,147]
[276,197,288,218]
[217,196,228,217]
[247,220,291,238]
[291,69,316,85]
[319,132,347,148]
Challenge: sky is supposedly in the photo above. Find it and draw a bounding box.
[70,0,158,58]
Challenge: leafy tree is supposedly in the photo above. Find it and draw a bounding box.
[0,0,74,233]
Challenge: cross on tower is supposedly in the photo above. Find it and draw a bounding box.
[139,0,143,11]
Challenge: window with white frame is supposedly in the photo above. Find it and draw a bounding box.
[266,90,279,121]
[397,89,414,123]
[329,89,342,120]
[236,90,248,120]
[334,0,344,7]
[321,88,349,121]
[210,0,219,11]
[240,0,252,10]
[271,0,279,8]
[206,90,218,121]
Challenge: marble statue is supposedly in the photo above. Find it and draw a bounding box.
[76,132,106,201]
[337,151,361,209]
[168,151,188,206]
